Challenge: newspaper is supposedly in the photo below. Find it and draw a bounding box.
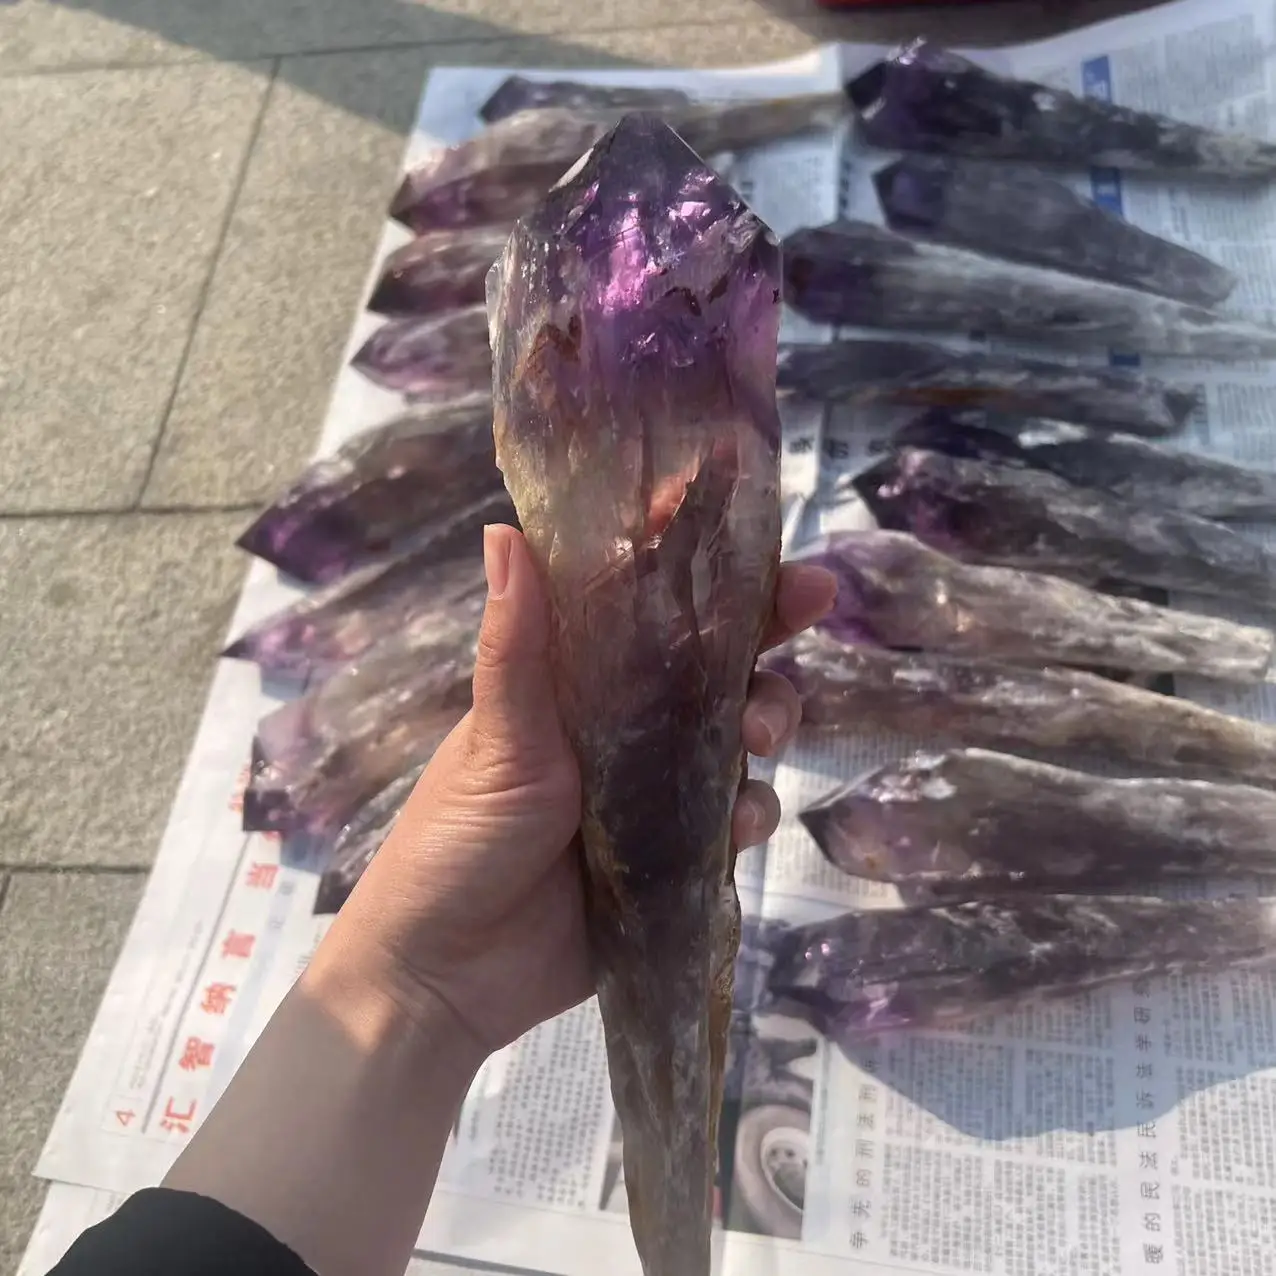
[24,1,1276,1273]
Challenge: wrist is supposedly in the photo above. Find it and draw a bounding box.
[302,917,487,1091]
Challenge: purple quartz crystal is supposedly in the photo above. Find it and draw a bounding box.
[875,155,1235,307]
[776,338,1199,437]
[848,39,1276,177]
[799,529,1273,682]
[223,521,496,678]
[351,305,492,398]
[479,76,693,124]
[782,220,1276,359]
[855,447,1276,608]
[487,114,782,1276]
[235,399,506,584]
[890,411,1276,521]
[391,95,843,236]
[768,630,1276,786]
[312,765,423,915]
[367,228,512,318]
[802,747,1276,896]
[766,896,1276,1043]
[242,606,479,836]
[390,108,615,234]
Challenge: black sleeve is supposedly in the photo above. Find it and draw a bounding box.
[47,1188,315,1276]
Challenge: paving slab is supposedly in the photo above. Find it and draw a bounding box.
[0,0,1162,74]
[0,61,270,514]
[0,513,248,869]
[141,47,431,508]
[141,22,827,508]
[0,871,144,1276]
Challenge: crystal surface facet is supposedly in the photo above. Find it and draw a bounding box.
[765,896,1276,1043]
[800,529,1273,682]
[235,399,507,584]
[783,220,1276,359]
[855,447,1276,608]
[487,115,782,1276]
[874,155,1235,306]
[776,338,1199,436]
[889,411,1276,521]
[768,631,1276,786]
[351,305,492,398]
[242,610,479,836]
[367,228,512,318]
[848,40,1276,177]
[223,530,492,679]
[802,748,1276,895]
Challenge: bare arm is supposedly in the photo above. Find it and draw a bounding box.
[163,921,482,1276]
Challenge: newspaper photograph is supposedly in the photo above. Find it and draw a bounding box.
[25,1,1276,1273]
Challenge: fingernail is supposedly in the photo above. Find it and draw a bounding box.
[483,525,512,600]
[755,701,791,752]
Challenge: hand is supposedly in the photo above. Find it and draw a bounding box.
[329,523,837,1062]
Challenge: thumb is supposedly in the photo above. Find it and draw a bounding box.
[469,523,561,761]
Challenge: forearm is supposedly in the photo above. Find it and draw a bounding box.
[164,919,483,1276]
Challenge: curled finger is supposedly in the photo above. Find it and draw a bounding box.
[732,778,781,849]
[742,671,802,757]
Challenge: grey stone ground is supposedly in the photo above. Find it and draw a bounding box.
[0,0,1152,1267]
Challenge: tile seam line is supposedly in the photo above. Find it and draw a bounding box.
[0,864,152,875]
[0,503,262,521]
[0,17,822,79]
[131,56,282,510]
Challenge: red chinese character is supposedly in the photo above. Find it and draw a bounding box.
[227,765,250,815]
[178,1037,215,1072]
[159,1098,197,1135]
[221,931,255,960]
[200,982,235,1015]
[245,862,278,890]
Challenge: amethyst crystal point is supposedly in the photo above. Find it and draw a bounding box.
[242,606,480,836]
[769,631,1276,785]
[235,398,505,584]
[890,411,1276,521]
[223,531,492,679]
[487,114,782,1276]
[802,748,1276,896]
[351,305,492,398]
[766,895,1276,1042]
[855,447,1276,608]
[671,92,845,158]
[874,155,1236,307]
[775,338,1198,437]
[801,529,1274,682]
[849,39,1276,178]
[479,76,693,124]
[389,108,616,234]
[367,228,512,318]
[312,765,423,915]
[782,220,1276,359]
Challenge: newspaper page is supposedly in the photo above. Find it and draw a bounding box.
[27,47,845,1276]
[27,3,1276,1275]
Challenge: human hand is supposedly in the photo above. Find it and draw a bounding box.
[327,523,836,1063]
